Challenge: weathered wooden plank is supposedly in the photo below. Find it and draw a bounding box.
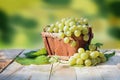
[17,49,52,80]
[75,67,103,80]
[0,49,52,80]
[0,49,24,59]
[30,64,52,80]
[0,62,24,80]
[0,49,24,72]
[50,63,77,80]
[96,65,120,80]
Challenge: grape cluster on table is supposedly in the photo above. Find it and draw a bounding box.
[44,17,91,47]
[69,48,106,66]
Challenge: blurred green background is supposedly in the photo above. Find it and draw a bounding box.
[0,0,120,49]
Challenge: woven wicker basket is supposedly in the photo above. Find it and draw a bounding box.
[41,28,93,57]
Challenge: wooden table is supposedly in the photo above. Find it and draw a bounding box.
[0,49,120,80]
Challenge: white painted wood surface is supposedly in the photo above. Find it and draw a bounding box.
[0,49,24,72]
[0,49,120,80]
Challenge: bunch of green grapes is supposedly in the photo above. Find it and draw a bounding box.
[44,17,91,47]
[68,48,106,66]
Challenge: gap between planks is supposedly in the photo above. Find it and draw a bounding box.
[0,49,24,73]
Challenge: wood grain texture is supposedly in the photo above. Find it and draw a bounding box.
[0,49,24,72]
[50,63,77,80]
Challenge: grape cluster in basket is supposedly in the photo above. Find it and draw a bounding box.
[69,47,106,66]
[44,17,91,47]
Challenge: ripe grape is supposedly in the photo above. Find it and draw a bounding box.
[76,58,83,65]
[96,57,101,64]
[90,51,99,58]
[63,26,69,32]
[50,24,55,29]
[82,27,89,34]
[69,21,75,26]
[83,18,88,24]
[56,21,60,26]
[59,32,65,39]
[101,56,106,63]
[65,21,70,26]
[74,30,81,37]
[70,40,77,47]
[99,52,104,58]
[47,27,53,32]
[69,57,76,66]
[64,37,70,43]
[73,53,80,58]
[89,44,96,51]
[69,27,75,32]
[83,35,89,41]
[78,48,85,53]
[58,23,64,30]
[91,58,98,66]
[80,52,89,60]
[53,27,58,33]
[66,31,72,37]
[77,25,83,31]
[85,59,92,66]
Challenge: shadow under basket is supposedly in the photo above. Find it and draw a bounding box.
[41,28,93,58]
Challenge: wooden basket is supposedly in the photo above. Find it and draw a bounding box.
[41,28,93,57]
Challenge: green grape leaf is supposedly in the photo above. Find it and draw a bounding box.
[24,48,47,58]
[95,43,103,48]
[24,51,37,58]
[104,51,115,61]
[16,55,50,65]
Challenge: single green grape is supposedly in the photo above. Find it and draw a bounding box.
[65,20,70,26]
[59,29,63,32]
[78,48,85,53]
[53,27,58,33]
[82,27,89,34]
[69,27,75,32]
[82,25,87,28]
[58,23,64,30]
[56,21,60,26]
[69,21,75,26]
[90,51,99,58]
[77,25,83,31]
[63,26,69,32]
[70,40,77,47]
[69,57,76,66]
[73,53,80,58]
[85,59,92,66]
[80,52,89,60]
[76,58,83,65]
[47,27,53,32]
[59,32,65,39]
[101,56,106,63]
[83,35,89,41]
[50,24,55,29]
[64,37,70,43]
[89,44,96,51]
[99,52,105,58]
[74,30,81,37]
[96,57,101,64]
[66,31,72,37]
[83,18,88,24]
[91,58,98,66]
